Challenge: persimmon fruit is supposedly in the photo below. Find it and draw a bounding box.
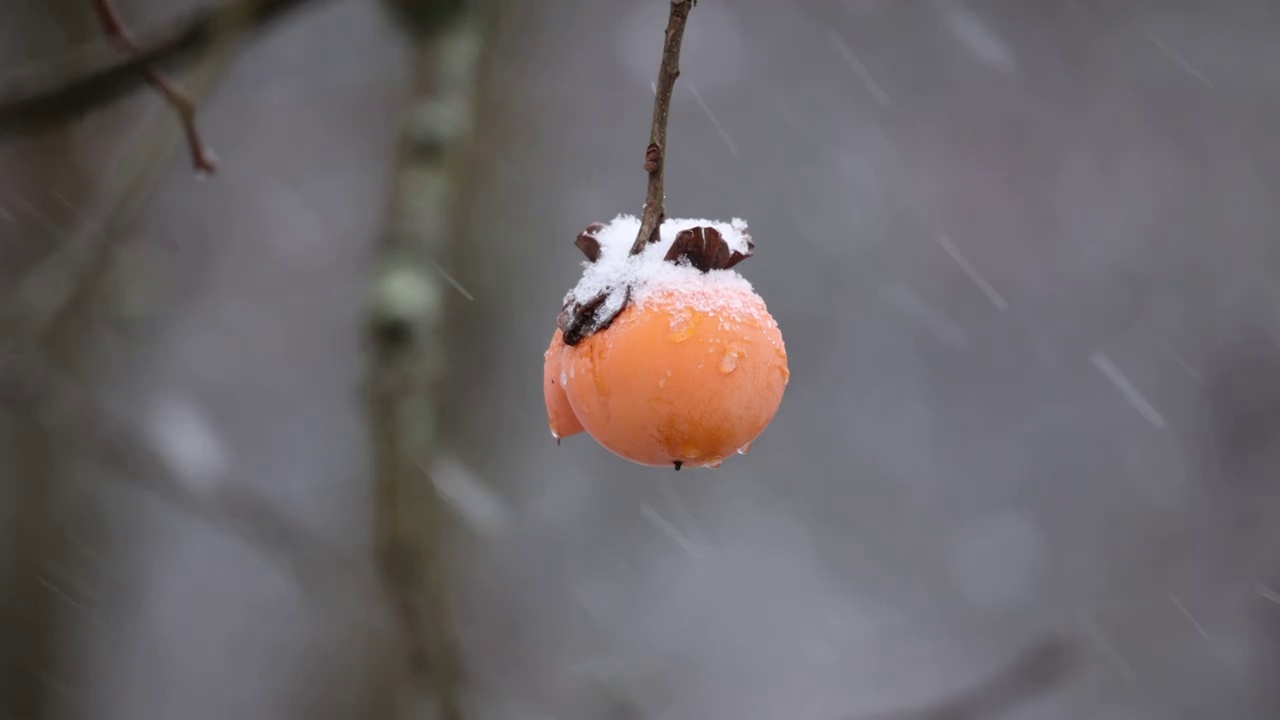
[543,216,788,469]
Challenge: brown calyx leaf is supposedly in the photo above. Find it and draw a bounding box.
[558,286,630,346]
[560,222,627,345]
[575,222,605,262]
[663,226,755,272]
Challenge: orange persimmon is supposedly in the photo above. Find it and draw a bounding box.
[558,285,787,468]
[545,215,788,469]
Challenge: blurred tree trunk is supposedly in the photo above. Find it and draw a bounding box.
[1,2,102,715]
[368,3,497,717]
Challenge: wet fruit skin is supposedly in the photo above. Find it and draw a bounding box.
[544,328,585,441]
[552,286,788,468]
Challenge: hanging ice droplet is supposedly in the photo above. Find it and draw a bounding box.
[707,458,724,469]
[736,441,752,455]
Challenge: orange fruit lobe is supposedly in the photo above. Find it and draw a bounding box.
[544,328,586,441]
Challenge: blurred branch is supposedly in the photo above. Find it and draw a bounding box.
[630,0,694,255]
[0,0,330,137]
[0,19,243,719]
[91,0,219,173]
[81,406,390,627]
[846,637,1079,720]
[2,29,394,689]
[367,4,492,719]
[0,47,236,373]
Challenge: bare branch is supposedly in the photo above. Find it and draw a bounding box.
[91,0,218,173]
[0,0,330,138]
[629,0,695,256]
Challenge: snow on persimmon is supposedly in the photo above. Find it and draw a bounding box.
[543,215,788,469]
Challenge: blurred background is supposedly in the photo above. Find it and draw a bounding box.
[4,0,1280,718]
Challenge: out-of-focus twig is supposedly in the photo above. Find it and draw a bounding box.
[367,4,492,719]
[843,637,1079,720]
[0,0,329,137]
[2,1,394,654]
[630,0,695,255]
[77,404,392,628]
[91,0,218,173]
[0,40,237,370]
[1,10,244,719]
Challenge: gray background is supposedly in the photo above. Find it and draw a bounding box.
[4,0,1280,718]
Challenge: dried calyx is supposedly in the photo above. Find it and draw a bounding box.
[556,221,755,346]
[663,225,754,271]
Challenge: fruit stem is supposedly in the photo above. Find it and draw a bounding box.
[629,0,696,256]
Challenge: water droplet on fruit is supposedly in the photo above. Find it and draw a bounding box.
[708,458,724,468]
[717,340,748,374]
[658,377,667,388]
[667,308,695,342]
[560,370,567,386]
[680,444,700,459]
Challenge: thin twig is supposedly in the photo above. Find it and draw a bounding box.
[628,0,695,256]
[0,0,328,138]
[91,0,218,173]
[0,37,241,365]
